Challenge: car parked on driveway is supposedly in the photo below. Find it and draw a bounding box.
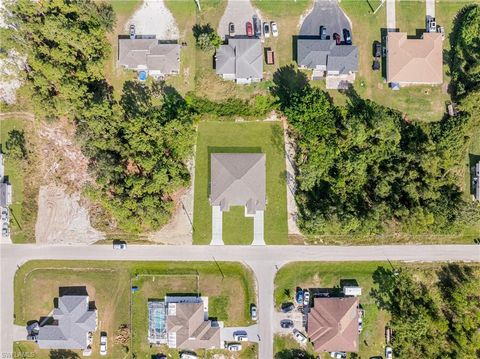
[229,22,235,37]
[253,15,261,37]
[233,331,248,341]
[180,353,198,359]
[374,41,381,57]
[251,305,257,321]
[426,16,436,32]
[303,290,310,306]
[129,24,135,39]
[295,289,304,304]
[293,329,307,344]
[320,26,327,40]
[343,28,352,44]
[246,21,253,37]
[330,352,346,359]
[263,22,270,38]
[333,32,341,45]
[227,343,242,351]
[271,21,278,37]
[100,333,107,356]
[281,302,294,313]
[385,346,393,359]
[280,319,294,329]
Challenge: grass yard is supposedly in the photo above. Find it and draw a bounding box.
[274,262,392,359]
[339,0,471,122]
[193,121,288,245]
[274,334,316,359]
[0,118,39,243]
[14,260,256,359]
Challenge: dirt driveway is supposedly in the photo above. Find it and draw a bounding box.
[217,0,260,39]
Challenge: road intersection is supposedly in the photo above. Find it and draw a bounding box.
[1,243,479,358]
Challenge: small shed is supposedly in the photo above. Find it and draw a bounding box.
[343,286,362,296]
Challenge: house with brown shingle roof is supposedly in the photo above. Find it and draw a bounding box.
[386,32,443,87]
[307,297,359,353]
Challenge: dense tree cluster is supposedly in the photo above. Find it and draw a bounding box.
[273,66,479,235]
[372,264,480,358]
[192,23,222,51]
[3,0,114,119]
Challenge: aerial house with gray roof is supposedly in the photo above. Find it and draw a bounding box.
[215,37,263,84]
[297,39,358,89]
[37,295,97,350]
[210,153,266,245]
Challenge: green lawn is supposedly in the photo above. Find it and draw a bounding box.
[274,262,392,359]
[0,118,38,243]
[14,260,256,359]
[193,121,288,245]
[339,1,471,122]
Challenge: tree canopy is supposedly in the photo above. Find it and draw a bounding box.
[3,0,114,119]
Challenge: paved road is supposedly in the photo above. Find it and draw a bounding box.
[386,0,396,31]
[300,0,351,37]
[1,244,479,358]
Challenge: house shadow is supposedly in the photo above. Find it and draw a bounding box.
[207,146,262,197]
[59,286,88,297]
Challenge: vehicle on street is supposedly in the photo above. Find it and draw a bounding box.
[333,33,341,45]
[295,289,304,304]
[129,24,135,39]
[229,22,235,37]
[233,332,248,341]
[113,241,127,250]
[253,15,261,37]
[427,16,436,32]
[330,352,346,359]
[280,319,294,329]
[437,26,445,40]
[281,302,294,313]
[374,41,381,57]
[1,207,8,221]
[293,329,307,344]
[303,290,310,306]
[246,21,253,37]
[271,21,278,37]
[251,305,257,321]
[343,28,352,45]
[320,26,327,40]
[385,346,393,359]
[263,22,270,38]
[100,334,107,356]
[180,353,198,359]
[227,343,242,351]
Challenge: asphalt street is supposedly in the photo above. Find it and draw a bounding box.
[1,244,479,358]
[300,0,351,37]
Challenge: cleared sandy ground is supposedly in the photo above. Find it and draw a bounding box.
[125,0,179,39]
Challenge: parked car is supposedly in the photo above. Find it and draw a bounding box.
[303,290,310,306]
[253,15,261,37]
[246,21,254,37]
[154,355,167,359]
[437,25,445,40]
[333,32,341,45]
[251,305,257,321]
[280,319,294,329]
[100,334,107,356]
[263,22,270,38]
[113,241,127,250]
[129,24,135,39]
[385,346,393,359]
[374,41,382,57]
[227,343,242,351]
[372,59,380,71]
[293,329,307,344]
[343,28,352,45]
[281,302,294,313]
[233,332,248,341]
[427,16,436,32]
[320,26,327,40]
[271,21,278,37]
[180,353,198,359]
[330,352,346,359]
[295,289,304,304]
[358,317,363,333]
[229,22,235,37]
[2,223,9,237]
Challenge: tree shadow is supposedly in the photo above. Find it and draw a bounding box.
[49,350,80,359]
[271,64,309,109]
[370,266,396,311]
[437,263,474,300]
[275,349,316,359]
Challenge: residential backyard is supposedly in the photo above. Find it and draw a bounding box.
[0,118,39,243]
[193,121,288,245]
[14,260,256,359]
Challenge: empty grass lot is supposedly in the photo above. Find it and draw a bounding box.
[0,118,39,243]
[193,121,288,245]
[274,262,392,359]
[14,260,255,359]
[339,1,471,122]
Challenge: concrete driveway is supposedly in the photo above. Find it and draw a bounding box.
[220,324,259,343]
[386,0,396,31]
[300,0,351,38]
[217,0,260,39]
